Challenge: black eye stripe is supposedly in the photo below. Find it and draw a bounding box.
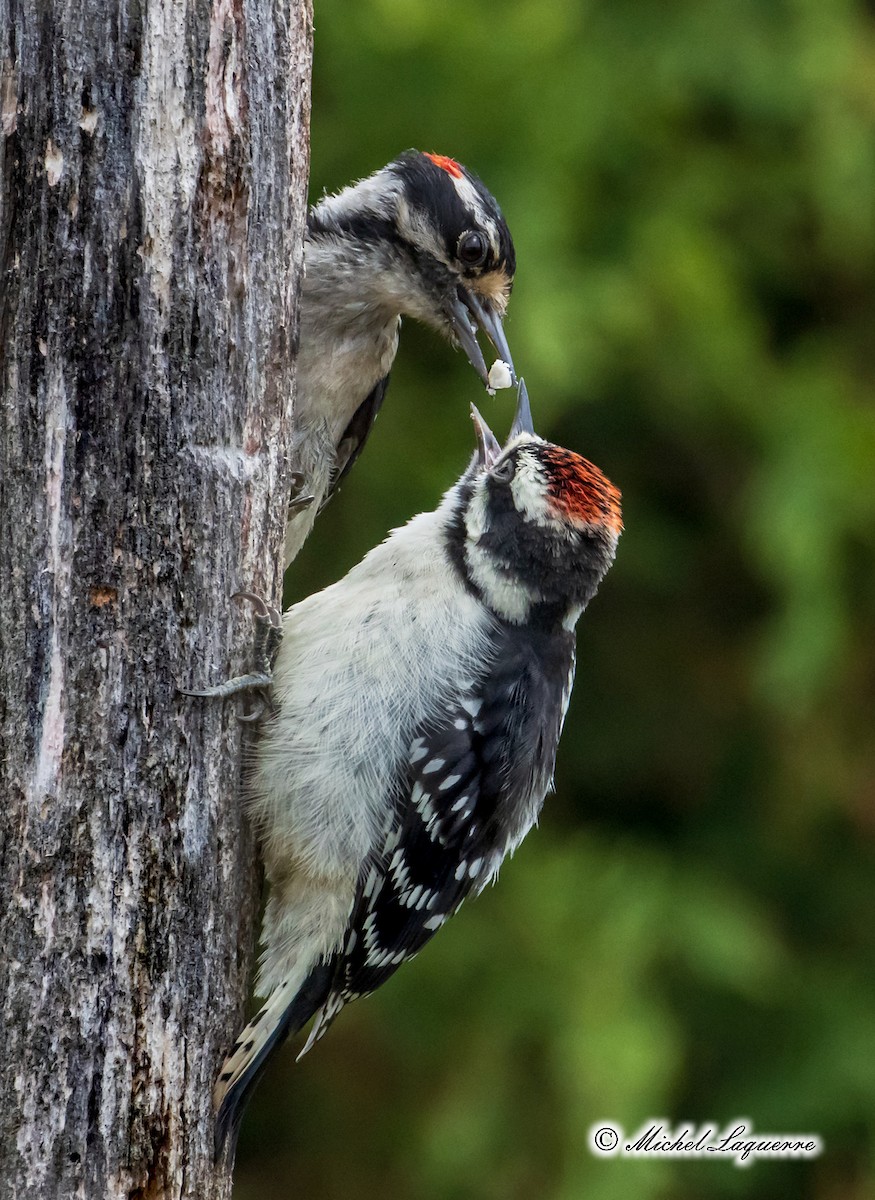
[399,157,476,240]
[312,152,516,278]
[391,152,516,276]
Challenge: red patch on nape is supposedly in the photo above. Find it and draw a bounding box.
[424,152,463,179]
[542,446,623,535]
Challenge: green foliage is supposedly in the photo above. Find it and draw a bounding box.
[235,1,875,1195]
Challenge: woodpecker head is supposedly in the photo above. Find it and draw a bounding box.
[445,382,622,626]
[308,150,516,385]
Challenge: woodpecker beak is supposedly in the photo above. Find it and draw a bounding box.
[509,379,535,439]
[450,288,516,387]
[471,381,535,468]
[470,405,502,468]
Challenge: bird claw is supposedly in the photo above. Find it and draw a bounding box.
[179,592,283,722]
[287,471,315,515]
[288,493,315,514]
[237,701,266,723]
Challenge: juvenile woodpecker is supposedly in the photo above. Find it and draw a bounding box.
[286,150,516,566]
[214,382,622,1141]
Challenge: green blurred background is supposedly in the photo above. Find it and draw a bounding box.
[235,0,875,1195]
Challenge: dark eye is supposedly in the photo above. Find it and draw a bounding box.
[457,230,488,268]
[491,457,515,483]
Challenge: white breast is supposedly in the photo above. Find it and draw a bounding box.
[253,501,494,882]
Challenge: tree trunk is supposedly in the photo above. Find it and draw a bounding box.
[0,1,312,1196]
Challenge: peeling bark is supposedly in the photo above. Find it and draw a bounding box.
[0,0,312,1196]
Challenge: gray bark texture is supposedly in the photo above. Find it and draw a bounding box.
[0,0,312,1196]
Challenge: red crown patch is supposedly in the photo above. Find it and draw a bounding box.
[542,446,623,535]
[424,152,463,179]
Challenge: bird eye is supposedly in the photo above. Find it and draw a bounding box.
[457,230,489,268]
[491,457,515,483]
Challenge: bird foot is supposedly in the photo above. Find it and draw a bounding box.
[288,471,315,515]
[179,591,283,722]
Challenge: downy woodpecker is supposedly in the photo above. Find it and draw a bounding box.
[215,382,622,1140]
[286,150,517,566]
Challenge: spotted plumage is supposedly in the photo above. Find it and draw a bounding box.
[214,382,621,1147]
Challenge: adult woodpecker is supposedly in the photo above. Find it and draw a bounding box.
[285,150,516,566]
[214,382,622,1143]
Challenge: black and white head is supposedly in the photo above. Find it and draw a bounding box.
[309,150,516,385]
[446,382,623,626]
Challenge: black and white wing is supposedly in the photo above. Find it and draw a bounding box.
[215,625,575,1138]
[301,623,576,1050]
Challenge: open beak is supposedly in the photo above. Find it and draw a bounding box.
[449,287,516,387]
[471,381,536,467]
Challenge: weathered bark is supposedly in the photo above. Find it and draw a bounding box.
[0,0,312,1196]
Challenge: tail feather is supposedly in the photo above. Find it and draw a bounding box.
[214,959,334,1154]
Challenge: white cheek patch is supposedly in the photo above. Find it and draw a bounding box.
[463,485,490,540]
[465,545,537,623]
[509,450,554,525]
[396,195,450,265]
[315,167,402,225]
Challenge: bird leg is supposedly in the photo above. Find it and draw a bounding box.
[179,591,283,722]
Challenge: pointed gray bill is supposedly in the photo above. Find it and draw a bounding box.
[450,295,489,384]
[509,378,535,439]
[462,290,516,381]
[450,288,516,386]
[470,404,502,468]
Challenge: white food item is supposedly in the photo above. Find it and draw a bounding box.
[486,359,514,395]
